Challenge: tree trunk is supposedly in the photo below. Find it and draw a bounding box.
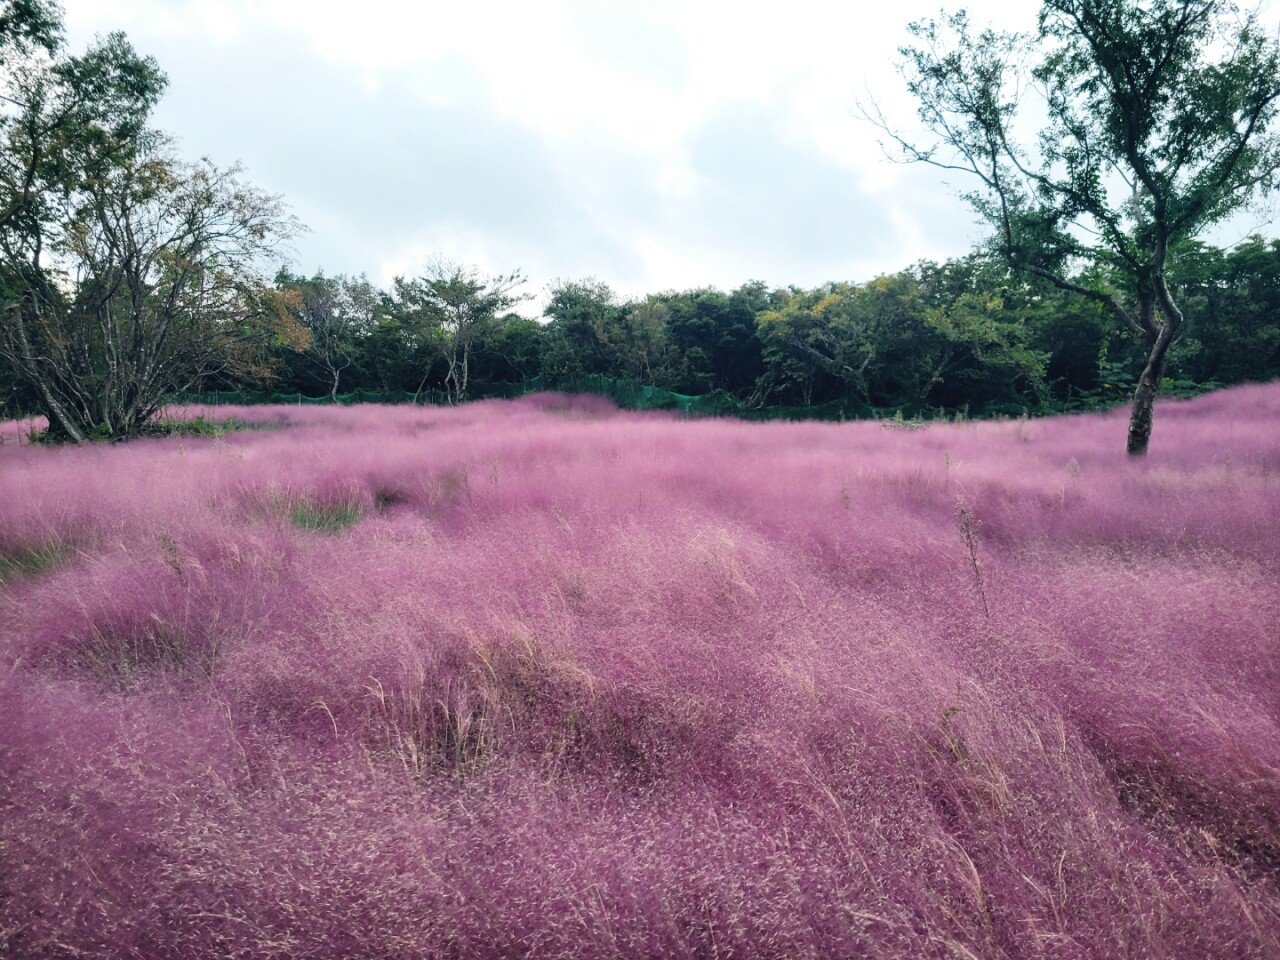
[1127,277,1185,457]
[1126,329,1174,457]
[40,402,87,442]
[34,383,88,442]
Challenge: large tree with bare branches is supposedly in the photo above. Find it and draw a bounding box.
[2,155,294,440]
[881,0,1280,454]
[0,1,295,440]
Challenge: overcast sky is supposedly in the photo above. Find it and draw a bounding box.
[63,1,1280,308]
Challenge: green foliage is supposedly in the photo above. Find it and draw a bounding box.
[0,1,61,56]
[290,498,363,533]
[651,286,762,395]
[272,270,377,399]
[164,238,1280,424]
[477,313,543,384]
[0,539,66,585]
[540,279,618,383]
[389,261,528,403]
[755,287,831,406]
[141,416,247,439]
[29,414,249,443]
[890,0,1280,452]
[0,20,167,236]
[1167,237,1280,385]
[0,3,294,441]
[924,292,1047,403]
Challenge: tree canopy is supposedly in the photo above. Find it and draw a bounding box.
[879,0,1280,453]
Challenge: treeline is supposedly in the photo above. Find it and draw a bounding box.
[161,239,1280,416]
[4,228,1279,423]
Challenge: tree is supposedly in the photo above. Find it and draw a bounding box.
[0,1,61,57]
[882,0,1280,454]
[602,298,669,383]
[394,260,526,404]
[853,271,943,408]
[755,287,833,406]
[921,287,1048,411]
[2,154,295,439]
[473,312,543,385]
[540,278,617,384]
[1,8,164,238]
[0,1,295,439]
[361,296,423,394]
[276,271,374,399]
[652,287,762,395]
[1167,236,1280,385]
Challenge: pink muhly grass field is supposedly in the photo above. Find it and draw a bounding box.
[2,386,1279,958]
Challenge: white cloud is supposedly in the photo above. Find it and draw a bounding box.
[62,0,1274,307]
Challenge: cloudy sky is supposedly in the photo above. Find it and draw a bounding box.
[62,1,1279,307]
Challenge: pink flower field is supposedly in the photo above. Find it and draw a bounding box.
[2,387,1279,958]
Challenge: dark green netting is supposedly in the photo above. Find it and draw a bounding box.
[168,378,977,423]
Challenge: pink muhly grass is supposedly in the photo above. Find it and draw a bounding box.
[1,384,1279,957]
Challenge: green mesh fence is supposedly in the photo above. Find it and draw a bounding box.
[169,377,963,423]
[549,376,743,416]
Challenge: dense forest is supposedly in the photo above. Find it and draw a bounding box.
[10,239,1266,419]
[6,237,1280,421]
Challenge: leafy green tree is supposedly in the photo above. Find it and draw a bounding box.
[0,1,58,52]
[922,293,1047,410]
[355,291,430,396]
[1019,274,1118,404]
[394,260,527,404]
[0,2,295,438]
[1167,236,1280,386]
[718,282,770,396]
[858,270,951,409]
[0,6,164,237]
[540,279,617,384]
[0,1,60,57]
[885,0,1280,453]
[275,271,376,399]
[605,298,669,383]
[467,312,544,389]
[754,287,837,406]
[909,258,1046,410]
[651,288,760,395]
[754,262,1049,414]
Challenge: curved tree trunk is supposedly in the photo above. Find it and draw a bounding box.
[1125,336,1171,456]
[1126,277,1184,457]
[38,395,88,442]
